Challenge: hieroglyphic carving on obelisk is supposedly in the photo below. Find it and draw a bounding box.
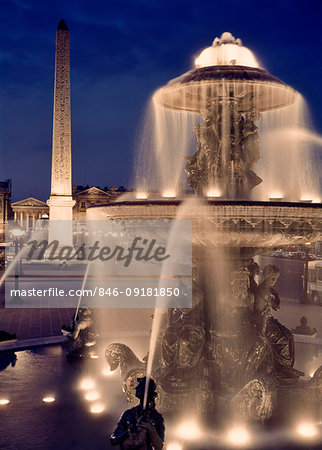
[47,19,75,225]
[51,19,72,196]
[47,20,75,246]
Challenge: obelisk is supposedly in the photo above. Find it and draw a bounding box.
[47,19,75,245]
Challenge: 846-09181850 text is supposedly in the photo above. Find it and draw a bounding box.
[9,286,182,298]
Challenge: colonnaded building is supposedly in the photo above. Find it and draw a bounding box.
[9,185,124,230]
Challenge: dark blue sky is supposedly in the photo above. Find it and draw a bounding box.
[1,0,322,201]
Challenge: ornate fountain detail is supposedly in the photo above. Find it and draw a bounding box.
[186,103,262,198]
[100,32,322,424]
[62,307,97,358]
[105,343,146,402]
[105,257,322,418]
[230,378,273,421]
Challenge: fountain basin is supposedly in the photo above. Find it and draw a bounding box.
[1,342,321,449]
[87,200,322,247]
[154,65,297,112]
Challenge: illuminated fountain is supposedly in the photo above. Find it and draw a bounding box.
[88,32,322,429]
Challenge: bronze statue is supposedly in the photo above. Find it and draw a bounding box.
[63,307,96,357]
[111,377,164,449]
[159,280,206,382]
[185,102,262,197]
[253,265,303,381]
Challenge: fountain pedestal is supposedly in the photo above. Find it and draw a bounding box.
[100,200,322,419]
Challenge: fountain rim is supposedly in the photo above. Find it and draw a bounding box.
[154,65,297,113]
[87,200,321,247]
[87,199,322,209]
[164,65,290,86]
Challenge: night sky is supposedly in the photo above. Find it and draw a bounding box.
[1,0,322,202]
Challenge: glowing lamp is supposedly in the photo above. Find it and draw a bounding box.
[297,423,317,438]
[227,427,250,446]
[90,403,105,414]
[11,228,25,237]
[90,354,99,359]
[207,189,221,198]
[80,378,95,390]
[136,192,148,199]
[85,391,100,401]
[0,399,10,405]
[176,420,202,440]
[162,191,176,198]
[42,396,55,403]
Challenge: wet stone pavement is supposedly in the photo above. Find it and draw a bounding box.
[0,270,74,340]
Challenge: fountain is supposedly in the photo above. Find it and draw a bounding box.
[87,32,322,429]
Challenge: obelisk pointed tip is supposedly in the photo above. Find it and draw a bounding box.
[57,19,68,31]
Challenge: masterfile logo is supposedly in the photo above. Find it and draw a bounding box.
[5,220,192,309]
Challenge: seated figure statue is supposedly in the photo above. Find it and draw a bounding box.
[64,307,96,357]
[254,264,303,381]
[111,377,164,449]
[71,307,94,340]
[159,280,205,382]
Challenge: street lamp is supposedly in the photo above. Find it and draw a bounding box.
[10,223,25,305]
[302,242,311,304]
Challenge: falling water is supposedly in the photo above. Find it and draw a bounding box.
[255,94,321,202]
[133,85,321,202]
[133,33,321,202]
[133,98,198,196]
[143,199,195,408]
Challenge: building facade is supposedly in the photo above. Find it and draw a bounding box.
[0,180,13,242]
[9,186,124,230]
[11,197,49,230]
[73,186,113,220]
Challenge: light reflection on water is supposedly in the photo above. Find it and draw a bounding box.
[0,345,126,450]
[0,341,321,449]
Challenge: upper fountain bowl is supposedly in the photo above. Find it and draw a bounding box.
[195,32,259,69]
[154,32,297,113]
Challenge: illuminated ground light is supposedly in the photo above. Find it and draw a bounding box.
[42,396,55,403]
[176,420,202,440]
[162,191,176,198]
[90,354,99,359]
[136,192,148,199]
[0,399,10,405]
[300,198,312,203]
[85,391,100,401]
[103,368,114,376]
[80,378,95,390]
[269,195,283,201]
[166,443,183,450]
[226,427,250,446]
[90,403,105,414]
[207,189,221,198]
[296,423,317,438]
